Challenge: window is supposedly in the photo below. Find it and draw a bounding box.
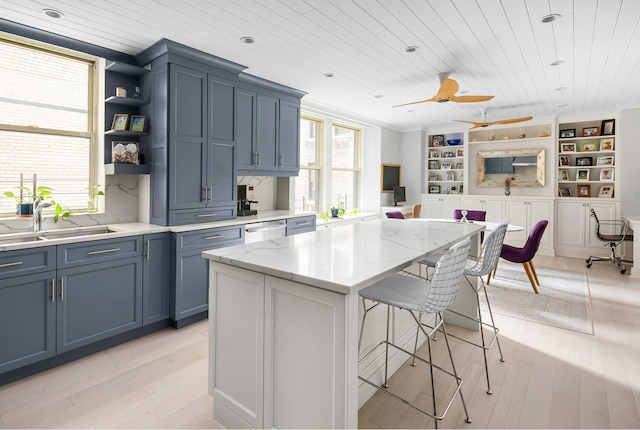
[0,37,97,216]
[331,124,360,210]
[294,116,322,212]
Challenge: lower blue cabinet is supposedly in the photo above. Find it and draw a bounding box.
[143,233,171,325]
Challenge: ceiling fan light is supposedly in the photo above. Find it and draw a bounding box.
[42,8,64,19]
[541,14,561,23]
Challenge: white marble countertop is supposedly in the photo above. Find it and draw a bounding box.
[202,218,484,295]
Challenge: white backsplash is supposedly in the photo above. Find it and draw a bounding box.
[237,176,276,211]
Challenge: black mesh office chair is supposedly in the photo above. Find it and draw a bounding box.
[586,208,633,274]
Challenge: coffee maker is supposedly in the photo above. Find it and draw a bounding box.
[237,185,258,216]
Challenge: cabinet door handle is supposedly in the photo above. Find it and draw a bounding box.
[197,213,218,218]
[87,248,120,255]
[279,154,283,167]
[208,187,212,202]
[145,240,150,260]
[0,261,23,268]
[51,278,56,303]
[59,277,64,301]
[202,187,207,202]
[256,153,260,165]
[205,235,225,240]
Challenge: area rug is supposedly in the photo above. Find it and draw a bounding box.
[481,262,593,335]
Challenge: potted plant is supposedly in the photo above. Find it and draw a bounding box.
[330,206,346,218]
[3,185,72,222]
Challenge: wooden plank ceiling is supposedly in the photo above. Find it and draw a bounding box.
[1,0,639,131]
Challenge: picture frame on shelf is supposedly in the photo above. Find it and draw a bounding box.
[576,169,590,181]
[440,162,452,170]
[429,185,441,194]
[429,174,439,181]
[582,126,599,137]
[443,151,455,158]
[445,171,455,181]
[578,184,591,197]
[431,135,444,147]
[600,168,614,181]
[455,162,463,169]
[596,156,614,166]
[430,151,440,158]
[456,148,464,157]
[576,156,592,166]
[561,143,576,152]
[558,169,569,181]
[129,115,146,132]
[560,129,576,138]
[111,113,129,130]
[600,138,614,151]
[601,119,615,136]
[579,141,598,152]
[429,160,439,169]
[559,187,572,197]
[559,155,570,166]
[598,185,614,198]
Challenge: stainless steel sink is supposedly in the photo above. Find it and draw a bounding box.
[0,226,117,246]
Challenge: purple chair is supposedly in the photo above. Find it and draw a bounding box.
[453,209,486,222]
[488,220,548,294]
[385,211,405,219]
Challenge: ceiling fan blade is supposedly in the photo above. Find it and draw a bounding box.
[437,78,459,97]
[490,116,533,125]
[450,95,495,103]
[392,98,436,108]
[455,119,489,129]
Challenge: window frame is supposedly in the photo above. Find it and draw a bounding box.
[294,115,324,213]
[330,122,362,211]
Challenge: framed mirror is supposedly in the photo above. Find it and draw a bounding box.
[477,149,545,187]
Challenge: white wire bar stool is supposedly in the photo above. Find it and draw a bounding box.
[418,221,510,394]
[357,238,473,428]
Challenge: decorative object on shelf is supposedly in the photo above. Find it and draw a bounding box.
[504,176,516,196]
[579,141,598,152]
[488,131,495,141]
[429,160,439,169]
[112,141,139,164]
[456,148,464,157]
[446,171,455,181]
[132,86,142,99]
[129,115,146,132]
[455,107,531,129]
[441,162,452,170]
[559,169,569,181]
[518,129,526,138]
[111,113,129,130]
[596,156,614,166]
[455,162,464,169]
[578,184,591,197]
[458,185,464,194]
[598,185,614,198]
[559,155,570,166]
[115,86,127,97]
[429,174,439,180]
[561,143,576,152]
[430,151,440,158]
[576,156,592,166]
[429,185,440,194]
[503,135,511,140]
[447,139,462,145]
[582,126,599,137]
[539,131,550,137]
[600,138,614,150]
[601,119,615,135]
[559,187,572,197]
[431,135,444,146]
[600,168,614,181]
[443,151,454,158]
[393,74,494,106]
[560,129,576,138]
[576,169,590,181]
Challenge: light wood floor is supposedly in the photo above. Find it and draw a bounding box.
[1,255,639,429]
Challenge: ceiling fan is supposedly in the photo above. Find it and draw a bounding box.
[456,108,533,129]
[393,73,494,107]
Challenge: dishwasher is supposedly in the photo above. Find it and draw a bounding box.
[244,220,287,244]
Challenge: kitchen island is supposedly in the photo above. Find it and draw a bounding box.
[202,218,484,429]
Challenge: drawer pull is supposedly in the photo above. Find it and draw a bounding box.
[59,277,64,301]
[145,240,150,260]
[197,213,218,218]
[87,248,120,255]
[205,235,225,240]
[297,222,311,226]
[0,261,23,269]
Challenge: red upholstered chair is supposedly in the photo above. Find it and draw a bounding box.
[385,211,405,219]
[488,220,548,294]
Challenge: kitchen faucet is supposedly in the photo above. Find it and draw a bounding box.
[33,197,51,232]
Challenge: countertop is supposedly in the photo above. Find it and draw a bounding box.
[202,218,484,295]
[0,210,316,252]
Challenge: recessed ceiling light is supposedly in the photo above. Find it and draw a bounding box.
[407,109,415,112]
[404,46,419,53]
[240,36,255,44]
[374,94,384,99]
[42,8,64,19]
[323,72,334,78]
[555,86,566,91]
[541,14,561,23]
[550,60,564,66]
[557,104,568,108]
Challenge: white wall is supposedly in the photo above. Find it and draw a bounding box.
[400,130,423,205]
[620,108,640,216]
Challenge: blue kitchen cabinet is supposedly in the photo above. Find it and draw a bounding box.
[143,233,171,325]
[286,215,316,236]
[278,99,302,173]
[172,225,244,326]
